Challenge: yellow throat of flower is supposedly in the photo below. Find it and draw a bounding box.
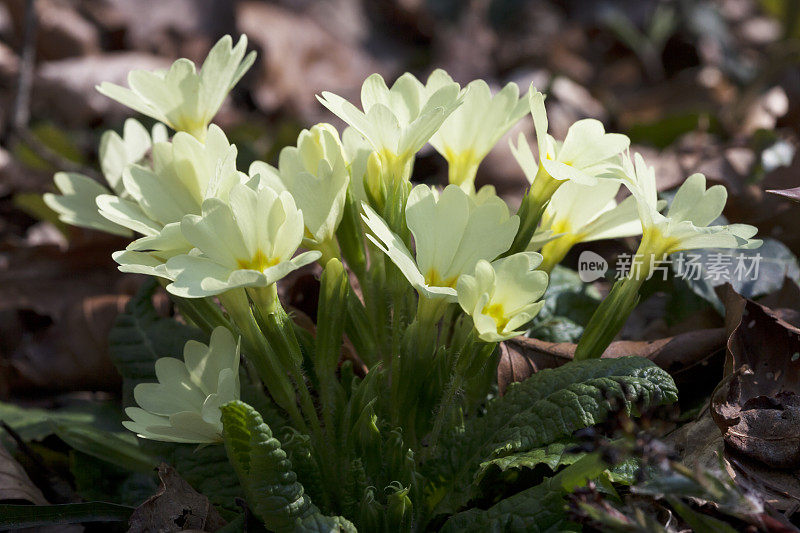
[444,147,479,188]
[173,114,208,141]
[425,269,458,288]
[482,302,510,332]
[237,250,280,272]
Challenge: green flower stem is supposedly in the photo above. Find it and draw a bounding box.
[426,330,495,456]
[574,230,668,360]
[248,285,324,445]
[344,290,377,366]
[157,280,229,334]
[310,238,341,268]
[573,276,643,360]
[415,297,448,349]
[364,255,391,368]
[336,191,367,280]
[218,289,306,432]
[504,167,563,257]
[315,260,348,435]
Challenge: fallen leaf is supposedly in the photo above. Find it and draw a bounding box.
[498,328,726,394]
[767,186,800,203]
[79,0,236,60]
[711,286,800,470]
[665,406,725,475]
[726,453,800,513]
[6,0,100,60]
[2,294,128,393]
[0,442,47,504]
[236,1,382,122]
[128,463,226,533]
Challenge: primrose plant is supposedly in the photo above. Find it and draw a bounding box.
[45,35,758,532]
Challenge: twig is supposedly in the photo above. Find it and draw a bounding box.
[4,0,37,141]
[0,420,78,503]
[1,0,100,180]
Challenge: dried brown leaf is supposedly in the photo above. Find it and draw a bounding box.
[128,463,226,533]
[236,1,381,122]
[767,187,800,203]
[712,286,800,470]
[497,328,726,395]
[0,442,47,505]
[2,294,128,393]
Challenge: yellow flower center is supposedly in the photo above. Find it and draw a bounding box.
[550,218,572,235]
[425,269,458,288]
[483,302,510,332]
[444,147,479,187]
[237,250,279,271]
[173,114,208,141]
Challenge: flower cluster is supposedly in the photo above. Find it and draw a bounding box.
[45,35,758,448]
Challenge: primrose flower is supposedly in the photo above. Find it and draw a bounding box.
[457,252,548,342]
[341,127,372,204]
[535,180,646,272]
[98,35,255,140]
[44,119,165,236]
[574,153,760,361]
[428,75,529,192]
[619,152,760,277]
[362,184,518,301]
[506,88,630,256]
[164,183,320,298]
[317,71,462,184]
[104,125,249,276]
[512,89,630,190]
[123,327,240,443]
[250,123,349,250]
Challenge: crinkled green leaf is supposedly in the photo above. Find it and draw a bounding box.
[108,279,205,403]
[167,443,243,510]
[220,401,355,532]
[428,357,677,516]
[475,440,582,484]
[441,481,574,533]
[440,454,608,533]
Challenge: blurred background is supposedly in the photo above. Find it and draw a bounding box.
[0,0,798,397]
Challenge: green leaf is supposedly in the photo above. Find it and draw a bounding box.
[69,451,157,507]
[0,400,124,448]
[527,266,601,343]
[440,454,608,533]
[220,401,355,533]
[166,443,243,511]
[108,279,205,402]
[53,422,156,472]
[482,357,676,458]
[0,502,133,529]
[428,357,677,516]
[673,238,800,313]
[475,440,583,484]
